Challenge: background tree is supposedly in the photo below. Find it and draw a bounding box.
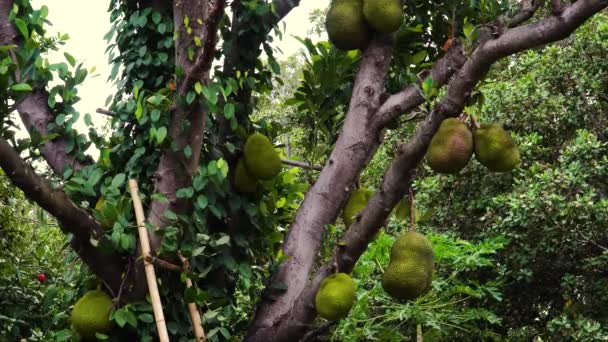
[0,0,607,340]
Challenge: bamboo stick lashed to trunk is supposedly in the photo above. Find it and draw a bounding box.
[128,179,170,342]
[178,252,206,341]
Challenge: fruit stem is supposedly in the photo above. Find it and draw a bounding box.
[470,114,481,129]
[409,188,416,232]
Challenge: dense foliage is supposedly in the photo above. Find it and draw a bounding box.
[1,0,607,340]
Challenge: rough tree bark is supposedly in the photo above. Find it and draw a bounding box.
[246,0,608,340]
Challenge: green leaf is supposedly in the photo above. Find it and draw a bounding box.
[64,52,76,67]
[138,313,154,323]
[152,12,162,24]
[155,126,167,144]
[164,210,178,220]
[194,81,202,94]
[223,103,235,119]
[216,235,230,246]
[14,18,28,39]
[10,83,32,92]
[111,173,126,189]
[176,187,194,199]
[186,91,196,105]
[55,114,66,125]
[196,195,208,209]
[113,309,127,327]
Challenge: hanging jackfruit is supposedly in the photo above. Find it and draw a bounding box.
[342,188,373,227]
[382,231,434,301]
[326,0,372,50]
[426,118,473,174]
[243,133,282,180]
[474,123,521,172]
[363,0,403,33]
[234,157,258,194]
[71,290,114,340]
[315,273,357,320]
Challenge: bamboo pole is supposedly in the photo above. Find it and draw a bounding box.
[178,252,206,341]
[128,179,170,342]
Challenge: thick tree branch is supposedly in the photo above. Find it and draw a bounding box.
[246,34,395,341]
[0,138,101,240]
[15,91,90,175]
[0,137,133,295]
[373,41,466,129]
[1,1,90,176]
[180,0,228,94]
[507,0,545,27]
[147,0,214,250]
[248,0,608,339]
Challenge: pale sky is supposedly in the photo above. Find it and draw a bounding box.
[25,0,329,156]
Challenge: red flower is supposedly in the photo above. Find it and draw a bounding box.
[38,273,46,283]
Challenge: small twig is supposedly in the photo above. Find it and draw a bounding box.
[144,255,183,273]
[409,188,416,231]
[300,321,337,342]
[96,108,118,117]
[114,259,132,304]
[281,158,323,171]
[470,114,481,129]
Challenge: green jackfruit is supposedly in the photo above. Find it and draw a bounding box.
[315,273,357,320]
[235,158,258,194]
[474,123,521,172]
[426,118,473,174]
[382,231,434,301]
[326,0,372,51]
[244,133,282,180]
[363,0,403,33]
[342,188,373,227]
[71,290,114,340]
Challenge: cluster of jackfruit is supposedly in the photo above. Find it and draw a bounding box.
[341,188,373,227]
[315,273,357,320]
[326,0,403,51]
[71,290,114,340]
[382,231,434,301]
[234,133,282,195]
[425,118,520,174]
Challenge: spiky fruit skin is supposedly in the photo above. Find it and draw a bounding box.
[71,290,114,340]
[363,0,403,33]
[342,188,373,227]
[382,232,434,301]
[326,0,372,51]
[315,273,357,320]
[243,133,282,180]
[234,158,258,194]
[474,123,521,172]
[426,118,473,174]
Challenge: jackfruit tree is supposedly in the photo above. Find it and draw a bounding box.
[1,0,606,340]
